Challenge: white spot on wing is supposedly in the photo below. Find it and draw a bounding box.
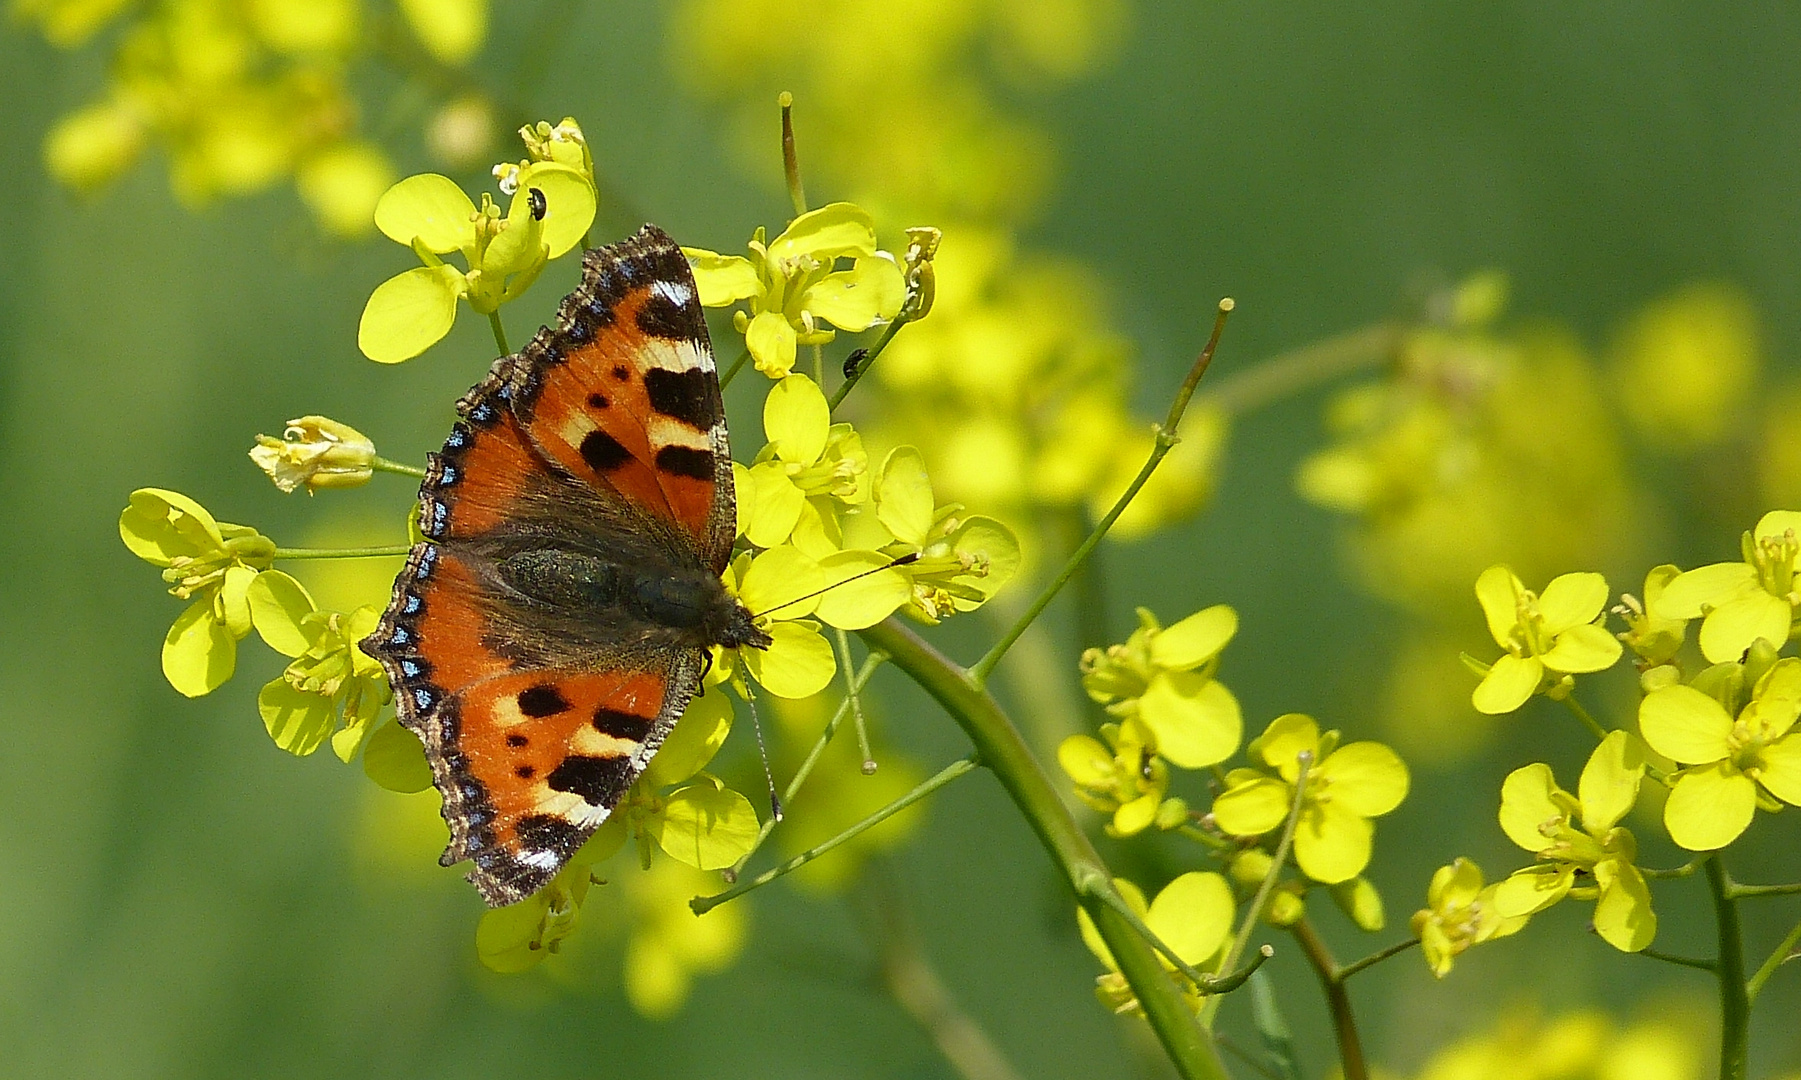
[652,279,693,307]
[519,849,561,870]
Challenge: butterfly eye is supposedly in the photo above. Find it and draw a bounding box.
[527,188,547,221]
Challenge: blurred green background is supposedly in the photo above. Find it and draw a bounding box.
[5,1,1801,1077]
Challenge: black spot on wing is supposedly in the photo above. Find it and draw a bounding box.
[580,429,632,472]
[655,445,713,481]
[587,392,609,409]
[546,754,634,807]
[612,364,630,381]
[644,367,722,431]
[516,684,570,718]
[514,764,536,779]
[505,733,529,747]
[636,292,694,341]
[593,707,655,742]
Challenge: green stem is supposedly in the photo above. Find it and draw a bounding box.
[1637,947,1717,973]
[780,92,807,217]
[719,347,752,390]
[273,544,413,560]
[1289,918,1368,1080]
[488,312,511,356]
[1747,914,1801,1002]
[828,316,910,411]
[371,456,427,479]
[1200,322,1399,416]
[726,651,886,879]
[1705,854,1751,1080]
[1643,859,1705,880]
[1205,753,1309,1028]
[1726,880,1801,900]
[969,300,1233,686]
[836,628,877,772]
[692,753,977,915]
[1336,937,1421,982]
[1088,887,1255,991]
[1558,696,1610,742]
[859,618,1229,1080]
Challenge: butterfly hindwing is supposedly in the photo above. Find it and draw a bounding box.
[363,225,744,907]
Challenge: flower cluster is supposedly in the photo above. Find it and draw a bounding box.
[27,0,497,235]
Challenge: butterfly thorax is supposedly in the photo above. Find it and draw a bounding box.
[497,547,770,652]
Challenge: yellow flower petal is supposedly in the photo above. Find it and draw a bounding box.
[1113,792,1159,835]
[682,248,762,307]
[803,256,905,331]
[373,172,476,252]
[1754,510,1801,542]
[1658,561,1758,619]
[1754,733,1801,806]
[1577,731,1646,833]
[1253,713,1320,782]
[1540,623,1623,673]
[258,678,334,755]
[1293,803,1372,884]
[162,598,236,697]
[649,782,760,870]
[763,374,830,464]
[642,690,734,789]
[1493,867,1574,918]
[1474,565,1526,648]
[737,545,823,619]
[875,446,934,547]
[219,564,257,639]
[1538,572,1609,635]
[1057,734,1114,788]
[120,488,224,566]
[1315,742,1409,818]
[1498,763,1565,853]
[247,569,316,657]
[1638,685,1734,765]
[515,161,594,258]
[1145,872,1235,966]
[358,265,464,363]
[1077,878,1147,970]
[742,461,805,549]
[1149,604,1238,670]
[813,550,910,630]
[1211,775,1290,836]
[745,309,797,377]
[1592,860,1656,952]
[742,621,834,698]
[1472,654,1542,714]
[768,202,878,262]
[1699,590,1793,663]
[1137,672,1242,769]
[1748,657,1801,739]
[1664,761,1757,850]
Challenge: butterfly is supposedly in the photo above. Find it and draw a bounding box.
[362,225,770,907]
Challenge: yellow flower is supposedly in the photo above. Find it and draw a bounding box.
[736,373,869,551]
[1076,873,1235,1015]
[249,415,376,493]
[1492,732,1654,952]
[1471,565,1622,714]
[1613,565,1688,669]
[1658,510,1801,664]
[1611,282,1760,452]
[715,546,836,699]
[684,202,906,377]
[1211,714,1409,885]
[614,692,760,872]
[1079,605,1242,770]
[619,858,748,1018]
[1057,717,1181,837]
[1410,857,1527,977]
[1639,655,1801,850]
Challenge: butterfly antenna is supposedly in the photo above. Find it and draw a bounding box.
[742,686,783,822]
[747,551,920,621]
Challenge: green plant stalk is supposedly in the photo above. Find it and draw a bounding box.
[859,617,1230,1080]
[371,456,427,479]
[970,299,1234,686]
[691,753,977,915]
[273,544,414,560]
[719,347,752,390]
[1705,854,1750,1080]
[1747,914,1801,1002]
[828,316,910,411]
[1200,322,1399,416]
[1289,917,1369,1080]
[780,92,807,217]
[836,628,877,771]
[1335,938,1420,982]
[1725,880,1801,899]
[1558,696,1610,742]
[488,311,510,356]
[1638,947,1718,973]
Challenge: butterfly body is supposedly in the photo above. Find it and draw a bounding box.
[364,225,763,906]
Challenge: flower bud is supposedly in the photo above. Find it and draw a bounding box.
[250,416,376,493]
[1264,886,1306,928]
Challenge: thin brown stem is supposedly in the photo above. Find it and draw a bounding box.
[1289,918,1368,1080]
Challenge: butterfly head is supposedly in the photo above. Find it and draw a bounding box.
[712,596,773,652]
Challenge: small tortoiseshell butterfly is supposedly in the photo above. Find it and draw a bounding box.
[363,225,770,906]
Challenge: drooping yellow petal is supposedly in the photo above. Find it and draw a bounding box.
[373,172,476,252]
[257,679,334,755]
[1112,792,1159,835]
[649,782,760,870]
[1592,860,1657,952]
[247,569,317,657]
[1498,763,1565,853]
[1137,672,1242,769]
[1474,564,1526,648]
[762,374,830,465]
[1577,731,1646,833]
[1540,623,1623,673]
[1057,734,1114,788]
[1145,872,1235,966]
[162,598,236,697]
[1315,742,1409,818]
[682,248,761,306]
[358,265,464,363]
[1699,590,1793,663]
[767,202,879,262]
[1754,733,1801,806]
[875,446,935,547]
[1472,654,1542,714]
[1638,684,1734,765]
[1663,761,1757,850]
[642,690,734,789]
[1538,572,1609,635]
[745,309,798,377]
[803,256,906,331]
[1293,803,1373,884]
[1149,605,1238,670]
[1492,866,1574,918]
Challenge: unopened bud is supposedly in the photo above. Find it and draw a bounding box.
[250,416,376,494]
